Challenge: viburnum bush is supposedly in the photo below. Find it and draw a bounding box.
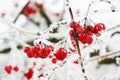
[1,0,120,80]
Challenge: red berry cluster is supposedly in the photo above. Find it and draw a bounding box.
[24,68,34,80]
[50,47,68,64]
[24,44,69,64]
[54,47,67,61]
[4,65,19,74]
[24,44,54,58]
[23,6,37,16]
[69,22,106,44]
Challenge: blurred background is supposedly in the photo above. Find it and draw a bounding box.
[0,0,120,80]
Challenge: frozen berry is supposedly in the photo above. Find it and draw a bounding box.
[4,65,12,74]
[13,66,19,72]
[52,58,57,64]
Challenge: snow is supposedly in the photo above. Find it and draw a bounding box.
[0,0,120,80]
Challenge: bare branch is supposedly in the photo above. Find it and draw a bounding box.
[87,50,120,63]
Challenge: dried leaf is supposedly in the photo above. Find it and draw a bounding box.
[90,49,100,57]
[48,38,62,43]
[0,48,11,53]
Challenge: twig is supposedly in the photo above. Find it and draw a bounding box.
[0,19,40,36]
[84,2,93,26]
[13,1,29,23]
[65,0,88,80]
[105,25,120,32]
[87,50,120,63]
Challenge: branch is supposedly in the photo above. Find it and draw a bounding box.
[87,50,120,63]
[0,19,40,36]
[13,1,29,23]
[105,25,120,32]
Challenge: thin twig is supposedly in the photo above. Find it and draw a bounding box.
[84,2,93,26]
[105,25,120,32]
[0,19,40,36]
[13,1,29,23]
[87,50,120,63]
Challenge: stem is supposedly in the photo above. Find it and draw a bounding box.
[65,0,88,80]
[13,1,29,23]
[0,18,40,36]
[87,50,120,63]
[14,1,40,26]
[84,2,93,26]
[39,8,52,27]
[26,16,40,26]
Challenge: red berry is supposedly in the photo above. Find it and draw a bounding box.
[27,49,34,58]
[70,22,76,28]
[55,48,67,60]
[33,45,41,52]
[83,26,87,32]
[4,65,12,74]
[24,46,30,53]
[93,23,105,33]
[98,23,106,30]
[24,68,34,79]
[87,25,94,31]
[47,45,54,51]
[37,3,43,8]
[76,25,83,34]
[37,47,51,59]
[52,58,57,64]
[43,47,51,57]
[13,66,19,72]
[87,31,93,36]
[86,35,93,44]
[70,22,83,34]
[37,50,44,58]
[78,34,87,44]
[93,26,100,33]
[23,6,37,16]
[34,52,39,58]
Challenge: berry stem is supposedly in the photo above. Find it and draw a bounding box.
[13,1,40,26]
[87,50,120,63]
[65,0,88,80]
[13,1,29,23]
[84,2,93,26]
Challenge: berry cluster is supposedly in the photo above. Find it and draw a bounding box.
[24,44,54,58]
[69,22,106,44]
[24,68,34,80]
[54,47,67,61]
[23,6,37,16]
[24,44,68,64]
[4,65,19,74]
[50,47,68,64]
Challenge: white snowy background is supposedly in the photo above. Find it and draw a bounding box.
[0,0,120,80]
